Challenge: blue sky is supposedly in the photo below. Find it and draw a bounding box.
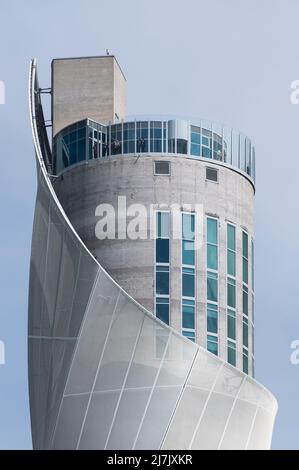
[0,0,299,449]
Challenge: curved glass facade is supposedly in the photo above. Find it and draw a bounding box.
[53,118,255,182]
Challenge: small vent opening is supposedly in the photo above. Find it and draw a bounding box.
[206,166,218,182]
[154,161,170,175]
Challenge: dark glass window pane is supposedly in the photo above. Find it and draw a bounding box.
[243,288,248,315]
[207,335,218,356]
[156,238,169,263]
[207,244,217,270]
[243,320,248,347]
[182,240,195,266]
[207,304,218,333]
[243,352,248,374]
[183,272,195,298]
[77,127,86,139]
[227,311,236,340]
[243,258,248,284]
[156,300,169,325]
[70,141,77,165]
[177,139,187,154]
[182,303,195,329]
[227,280,236,308]
[207,273,218,302]
[77,138,86,162]
[156,269,169,295]
[242,231,248,258]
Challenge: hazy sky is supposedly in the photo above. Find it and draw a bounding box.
[0,0,299,449]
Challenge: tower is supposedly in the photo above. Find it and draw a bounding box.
[28,56,277,450]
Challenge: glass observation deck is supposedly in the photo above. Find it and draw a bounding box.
[52,117,255,183]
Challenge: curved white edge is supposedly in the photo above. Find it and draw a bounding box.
[28,59,277,450]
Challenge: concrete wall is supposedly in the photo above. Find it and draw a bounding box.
[52,56,126,136]
[54,155,255,375]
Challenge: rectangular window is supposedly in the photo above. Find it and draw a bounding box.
[155,211,170,325]
[182,213,196,341]
[207,271,218,302]
[156,238,169,263]
[182,240,195,266]
[207,334,218,356]
[182,299,195,330]
[182,267,195,298]
[157,211,170,238]
[227,340,236,366]
[182,213,195,241]
[156,265,169,295]
[242,231,249,285]
[227,224,236,277]
[243,285,248,316]
[243,316,248,348]
[227,277,236,308]
[227,308,236,340]
[243,347,249,374]
[156,297,169,325]
[207,218,218,270]
[207,303,218,334]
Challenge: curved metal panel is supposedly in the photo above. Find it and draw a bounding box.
[28,59,277,450]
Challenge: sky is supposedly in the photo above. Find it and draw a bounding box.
[0,0,298,450]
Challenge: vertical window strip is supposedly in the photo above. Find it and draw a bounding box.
[155,211,170,325]
[207,217,219,355]
[227,223,237,366]
[242,230,249,374]
[182,213,196,341]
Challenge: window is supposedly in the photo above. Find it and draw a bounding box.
[242,231,249,285]
[227,277,236,308]
[207,303,218,334]
[156,238,169,263]
[207,334,218,356]
[156,265,169,295]
[182,299,195,330]
[207,217,218,270]
[206,217,218,352]
[154,161,170,175]
[207,271,218,302]
[227,309,236,340]
[227,224,236,277]
[243,285,248,316]
[228,340,236,366]
[243,316,248,348]
[182,267,195,298]
[243,347,249,374]
[206,167,218,182]
[156,297,169,324]
[182,213,196,341]
[155,211,170,325]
